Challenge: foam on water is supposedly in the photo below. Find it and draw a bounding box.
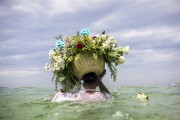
[0,86,179,120]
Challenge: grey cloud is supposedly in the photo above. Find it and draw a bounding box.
[0,0,180,87]
[90,0,180,32]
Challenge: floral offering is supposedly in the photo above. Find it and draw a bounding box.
[45,28,129,91]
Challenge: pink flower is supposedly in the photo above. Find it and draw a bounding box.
[93,36,97,39]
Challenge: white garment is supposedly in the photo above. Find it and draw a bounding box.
[52,90,111,102]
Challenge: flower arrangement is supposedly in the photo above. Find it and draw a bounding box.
[45,28,129,91]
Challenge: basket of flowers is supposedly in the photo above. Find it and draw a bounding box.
[45,28,129,91]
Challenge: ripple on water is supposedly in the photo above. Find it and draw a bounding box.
[0,86,179,120]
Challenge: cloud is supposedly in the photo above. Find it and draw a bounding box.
[0,50,48,68]
[0,0,180,87]
[120,26,180,43]
[12,1,41,14]
[8,0,116,16]
[129,49,180,64]
[147,0,180,14]
[108,26,180,71]
[90,14,127,30]
[0,67,41,77]
[90,0,180,31]
[109,26,180,53]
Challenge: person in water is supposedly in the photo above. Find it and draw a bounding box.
[52,69,111,102]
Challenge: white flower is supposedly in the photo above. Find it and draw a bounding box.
[53,56,58,62]
[49,49,56,60]
[48,65,55,72]
[57,56,61,60]
[123,46,130,55]
[102,42,109,48]
[101,35,107,40]
[51,67,55,72]
[54,63,58,68]
[137,93,149,101]
[102,36,117,49]
[55,56,65,69]
[118,56,125,64]
[54,63,60,71]
[110,40,117,48]
[60,47,67,54]
[45,63,60,72]
[106,39,111,44]
[64,36,74,46]
[108,36,114,41]
[111,39,117,44]
[44,63,49,71]
[48,68,52,72]
[48,56,65,72]
[58,76,65,82]
[111,43,116,48]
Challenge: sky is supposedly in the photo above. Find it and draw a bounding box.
[0,0,180,89]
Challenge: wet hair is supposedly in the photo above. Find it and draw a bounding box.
[82,72,98,84]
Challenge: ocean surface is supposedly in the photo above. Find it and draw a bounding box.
[0,85,179,120]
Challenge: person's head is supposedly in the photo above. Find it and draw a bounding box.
[82,72,98,89]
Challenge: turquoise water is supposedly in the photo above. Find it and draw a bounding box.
[0,86,179,120]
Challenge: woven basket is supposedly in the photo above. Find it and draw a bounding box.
[72,53,105,80]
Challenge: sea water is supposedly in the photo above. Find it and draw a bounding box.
[0,85,179,120]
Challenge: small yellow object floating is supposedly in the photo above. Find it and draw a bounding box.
[137,93,149,101]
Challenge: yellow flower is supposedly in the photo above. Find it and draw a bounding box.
[82,36,89,40]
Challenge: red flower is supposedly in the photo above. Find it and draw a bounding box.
[76,43,83,49]
[93,36,97,39]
